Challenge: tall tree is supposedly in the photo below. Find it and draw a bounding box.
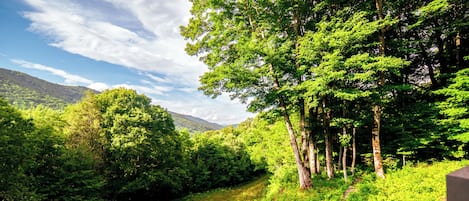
[298,8,408,179]
[181,0,316,189]
[373,0,387,179]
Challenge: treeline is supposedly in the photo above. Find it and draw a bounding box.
[182,0,468,189]
[0,88,256,201]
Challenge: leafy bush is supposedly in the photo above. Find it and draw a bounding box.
[188,127,255,192]
[349,160,469,201]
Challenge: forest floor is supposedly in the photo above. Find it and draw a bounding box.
[178,175,269,201]
[179,160,468,201]
[342,177,363,200]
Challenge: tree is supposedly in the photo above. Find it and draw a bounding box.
[435,66,469,157]
[96,88,187,200]
[188,127,254,191]
[372,0,387,179]
[23,104,106,201]
[0,98,37,200]
[298,9,408,179]
[182,0,316,189]
[63,91,104,166]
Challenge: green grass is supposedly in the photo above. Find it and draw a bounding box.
[348,160,469,201]
[178,160,468,201]
[179,175,269,201]
[264,174,352,201]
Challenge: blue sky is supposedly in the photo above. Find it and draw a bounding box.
[0,0,254,125]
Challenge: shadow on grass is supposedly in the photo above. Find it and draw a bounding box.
[178,174,269,201]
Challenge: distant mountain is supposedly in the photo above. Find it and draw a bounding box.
[0,67,223,133]
[0,68,93,109]
[169,111,224,133]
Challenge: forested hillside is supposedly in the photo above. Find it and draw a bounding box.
[0,68,222,132]
[169,111,224,133]
[0,68,92,108]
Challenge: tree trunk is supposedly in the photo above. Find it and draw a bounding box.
[316,147,321,174]
[338,144,343,171]
[282,104,312,189]
[308,136,317,175]
[300,98,310,172]
[351,127,356,176]
[308,107,318,175]
[343,145,348,182]
[456,32,461,69]
[435,27,449,87]
[272,65,312,189]
[372,104,385,179]
[373,0,386,179]
[323,99,334,179]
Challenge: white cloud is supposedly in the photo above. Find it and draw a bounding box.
[113,83,172,96]
[12,59,92,84]
[18,0,254,124]
[12,59,112,92]
[22,0,205,87]
[151,94,255,125]
[145,72,171,83]
[87,82,109,91]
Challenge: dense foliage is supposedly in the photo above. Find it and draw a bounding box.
[349,160,469,201]
[1,0,468,200]
[182,0,468,189]
[0,89,256,200]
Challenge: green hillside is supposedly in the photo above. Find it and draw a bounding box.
[0,67,222,132]
[170,111,224,133]
[0,68,91,109]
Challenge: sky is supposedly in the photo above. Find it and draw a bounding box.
[0,0,254,125]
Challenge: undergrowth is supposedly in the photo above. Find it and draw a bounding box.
[178,160,468,201]
[348,160,469,201]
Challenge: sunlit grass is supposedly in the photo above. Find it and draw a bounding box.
[179,175,268,201]
[348,160,469,201]
[178,160,469,201]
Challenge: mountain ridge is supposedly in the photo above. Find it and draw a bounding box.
[0,67,223,132]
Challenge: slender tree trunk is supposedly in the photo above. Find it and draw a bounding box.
[323,99,334,179]
[293,2,310,177]
[372,105,385,178]
[300,98,310,172]
[435,27,449,87]
[316,147,321,174]
[343,145,348,182]
[272,65,312,189]
[351,127,356,175]
[308,107,317,174]
[373,0,386,179]
[338,144,343,171]
[456,32,461,69]
[282,103,312,189]
[341,126,348,181]
[308,138,317,174]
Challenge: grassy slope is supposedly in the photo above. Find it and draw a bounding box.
[179,160,468,201]
[179,175,269,201]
